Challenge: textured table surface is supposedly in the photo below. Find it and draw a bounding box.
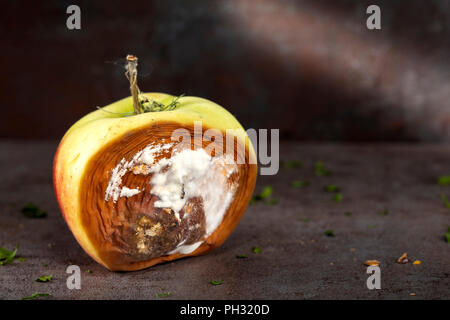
[0,141,449,300]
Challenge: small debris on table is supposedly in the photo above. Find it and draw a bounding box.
[21,202,47,218]
[397,252,409,264]
[364,260,380,266]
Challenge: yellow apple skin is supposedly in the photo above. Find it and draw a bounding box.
[53,93,257,271]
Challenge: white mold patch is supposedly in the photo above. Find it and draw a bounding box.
[104,142,238,256]
[119,186,141,198]
[168,241,203,255]
[148,148,237,236]
[104,142,173,202]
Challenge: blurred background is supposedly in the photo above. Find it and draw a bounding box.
[1,0,450,142]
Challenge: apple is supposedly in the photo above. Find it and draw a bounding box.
[53,70,257,271]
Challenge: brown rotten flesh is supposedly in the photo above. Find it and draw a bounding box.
[55,113,257,271]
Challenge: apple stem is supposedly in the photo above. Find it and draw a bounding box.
[125,55,142,114]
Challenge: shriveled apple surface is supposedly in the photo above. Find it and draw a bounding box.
[0,141,449,299]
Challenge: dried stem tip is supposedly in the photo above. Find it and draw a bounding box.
[125,54,141,114]
[127,54,138,62]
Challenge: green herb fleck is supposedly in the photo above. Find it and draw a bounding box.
[87,269,92,273]
[445,227,450,243]
[17,257,25,262]
[325,184,339,192]
[210,280,223,286]
[36,275,53,283]
[156,292,172,298]
[281,160,303,169]
[21,293,50,300]
[344,211,352,217]
[379,209,389,216]
[324,229,335,237]
[256,186,272,200]
[440,194,450,209]
[236,254,248,259]
[292,180,310,188]
[0,246,18,266]
[438,176,450,186]
[252,246,261,253]
[265,198,279,205]
[300,217,309,222]
[315,161,332,176]
[42,264,48,267]
[21,202,47,218]
[368,224,376,229]
[251,186,278,205]
[333,193,343,203]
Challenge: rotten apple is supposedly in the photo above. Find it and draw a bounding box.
[53,56,257,271]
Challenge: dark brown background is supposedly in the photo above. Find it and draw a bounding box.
[1,0,450,141]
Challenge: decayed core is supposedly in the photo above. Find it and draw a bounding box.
[79,122,255,270]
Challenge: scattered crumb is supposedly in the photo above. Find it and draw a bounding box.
[36,275,53,283]
[210,280,224,286]
[397,252,409,264]
[445,227,450,243]
[440,194,450,209]
[292,180,309,188]
[410,292,416,296]
[21,202,47,218]
[156,292,172,298]
[364,260,380,266]
[281,160,303,169]
[252,246,261,254]
[413,260,421,265]
[350,248,356,253]
[324,184,340,193]
[315,161,332,176]
[438,175,450,186]
[333,193,343,203]
[21,293,50,300]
